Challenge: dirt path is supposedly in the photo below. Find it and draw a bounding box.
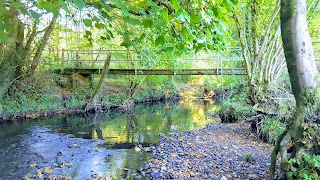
[140,123,274,179]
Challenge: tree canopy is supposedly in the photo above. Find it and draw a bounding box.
[0,0,239,53]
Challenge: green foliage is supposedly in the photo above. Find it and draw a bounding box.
[133,75,177,101]
[105,93,127,104]
[288,154,320,180]
[219,86,253,122]
[39,55,65,71]
[243,152,255,162]
[261,116,285,143]
[65,97,86,109]
[1,94,61,114]
[85,0,236,55]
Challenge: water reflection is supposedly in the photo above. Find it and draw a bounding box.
[76,100,220,146]
[0,100,220,179]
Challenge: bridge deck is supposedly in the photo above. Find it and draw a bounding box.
[55,68,246,75]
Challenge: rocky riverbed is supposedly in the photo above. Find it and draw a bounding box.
[139,123,274,179]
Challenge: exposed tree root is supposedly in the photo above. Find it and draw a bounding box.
[269,128,289,179]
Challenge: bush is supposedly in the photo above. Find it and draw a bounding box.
[261,116,285,143]
[218,86,253,123]
[288,154,320,180]
[219,100,253,123]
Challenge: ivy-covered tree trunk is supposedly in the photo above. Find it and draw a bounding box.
[270,0,320,178]
[0,9,24,98]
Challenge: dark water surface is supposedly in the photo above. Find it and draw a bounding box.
[0,100,219,179]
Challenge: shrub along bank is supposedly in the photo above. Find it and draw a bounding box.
[218,83,295,144]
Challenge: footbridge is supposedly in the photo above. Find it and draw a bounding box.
[50,49,246,76]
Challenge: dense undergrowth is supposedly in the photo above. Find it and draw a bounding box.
[218,82,295,144]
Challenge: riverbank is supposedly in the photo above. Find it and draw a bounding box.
[139,123,276,179]
[0,72,219,123]
[0,95,180,123]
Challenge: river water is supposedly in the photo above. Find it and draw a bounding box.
[0,100,220,179]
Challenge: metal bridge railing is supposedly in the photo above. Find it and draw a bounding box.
[40,48,245,75]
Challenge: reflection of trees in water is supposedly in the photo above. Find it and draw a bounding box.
[87,113,104,140]
[124,111,139,143]
[78,100,218,143]
[163,104,174,130]
[58,116,93,139]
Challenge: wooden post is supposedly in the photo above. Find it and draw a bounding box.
[62,49,65,61]
[76,51,80,68]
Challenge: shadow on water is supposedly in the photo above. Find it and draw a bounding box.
[0,100,220,179]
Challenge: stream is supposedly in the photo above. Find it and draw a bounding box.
[0,100,220,179]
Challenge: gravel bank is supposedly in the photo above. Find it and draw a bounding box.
[140,123,273,179]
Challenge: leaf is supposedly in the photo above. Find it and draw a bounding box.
[230,0,238,4]
[0,31,9,42]
[181,27,189,40]
[124,17,141,25]
[152,20,166,28]
[175,22,183,31]
[100,36,107,40]
[146,0,156,6]
[72,0,86,10]
[101,11,112,21]
[44,167,52,173]
[83,19,92,27]
[95,23,104,29]
[59,1,70,13]
[162,8,169,24]
[212,7,219,17]
[141,19,153,28]
[177,11,190,23]
[190,13,201,24]
[206,28,211,40]
[85,31,92,36]
[165,47,174,53]
[29,10,41,21]
[10,1,24,9]
[171,0,179,11]
[139,33,146,41]
[195,43,204,53]
[116,0,130,16]
[155,35,165,46]
[120,36,134,48]
[37,1,60,16]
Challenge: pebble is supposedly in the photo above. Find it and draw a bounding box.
[140,123,274,179]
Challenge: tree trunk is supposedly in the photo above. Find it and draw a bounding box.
[0,9,23,98]
[281,0,319,104]
[27,15,58,76]
[269,0,320,178]
[232,0,285,105]
[85,54,111,112]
